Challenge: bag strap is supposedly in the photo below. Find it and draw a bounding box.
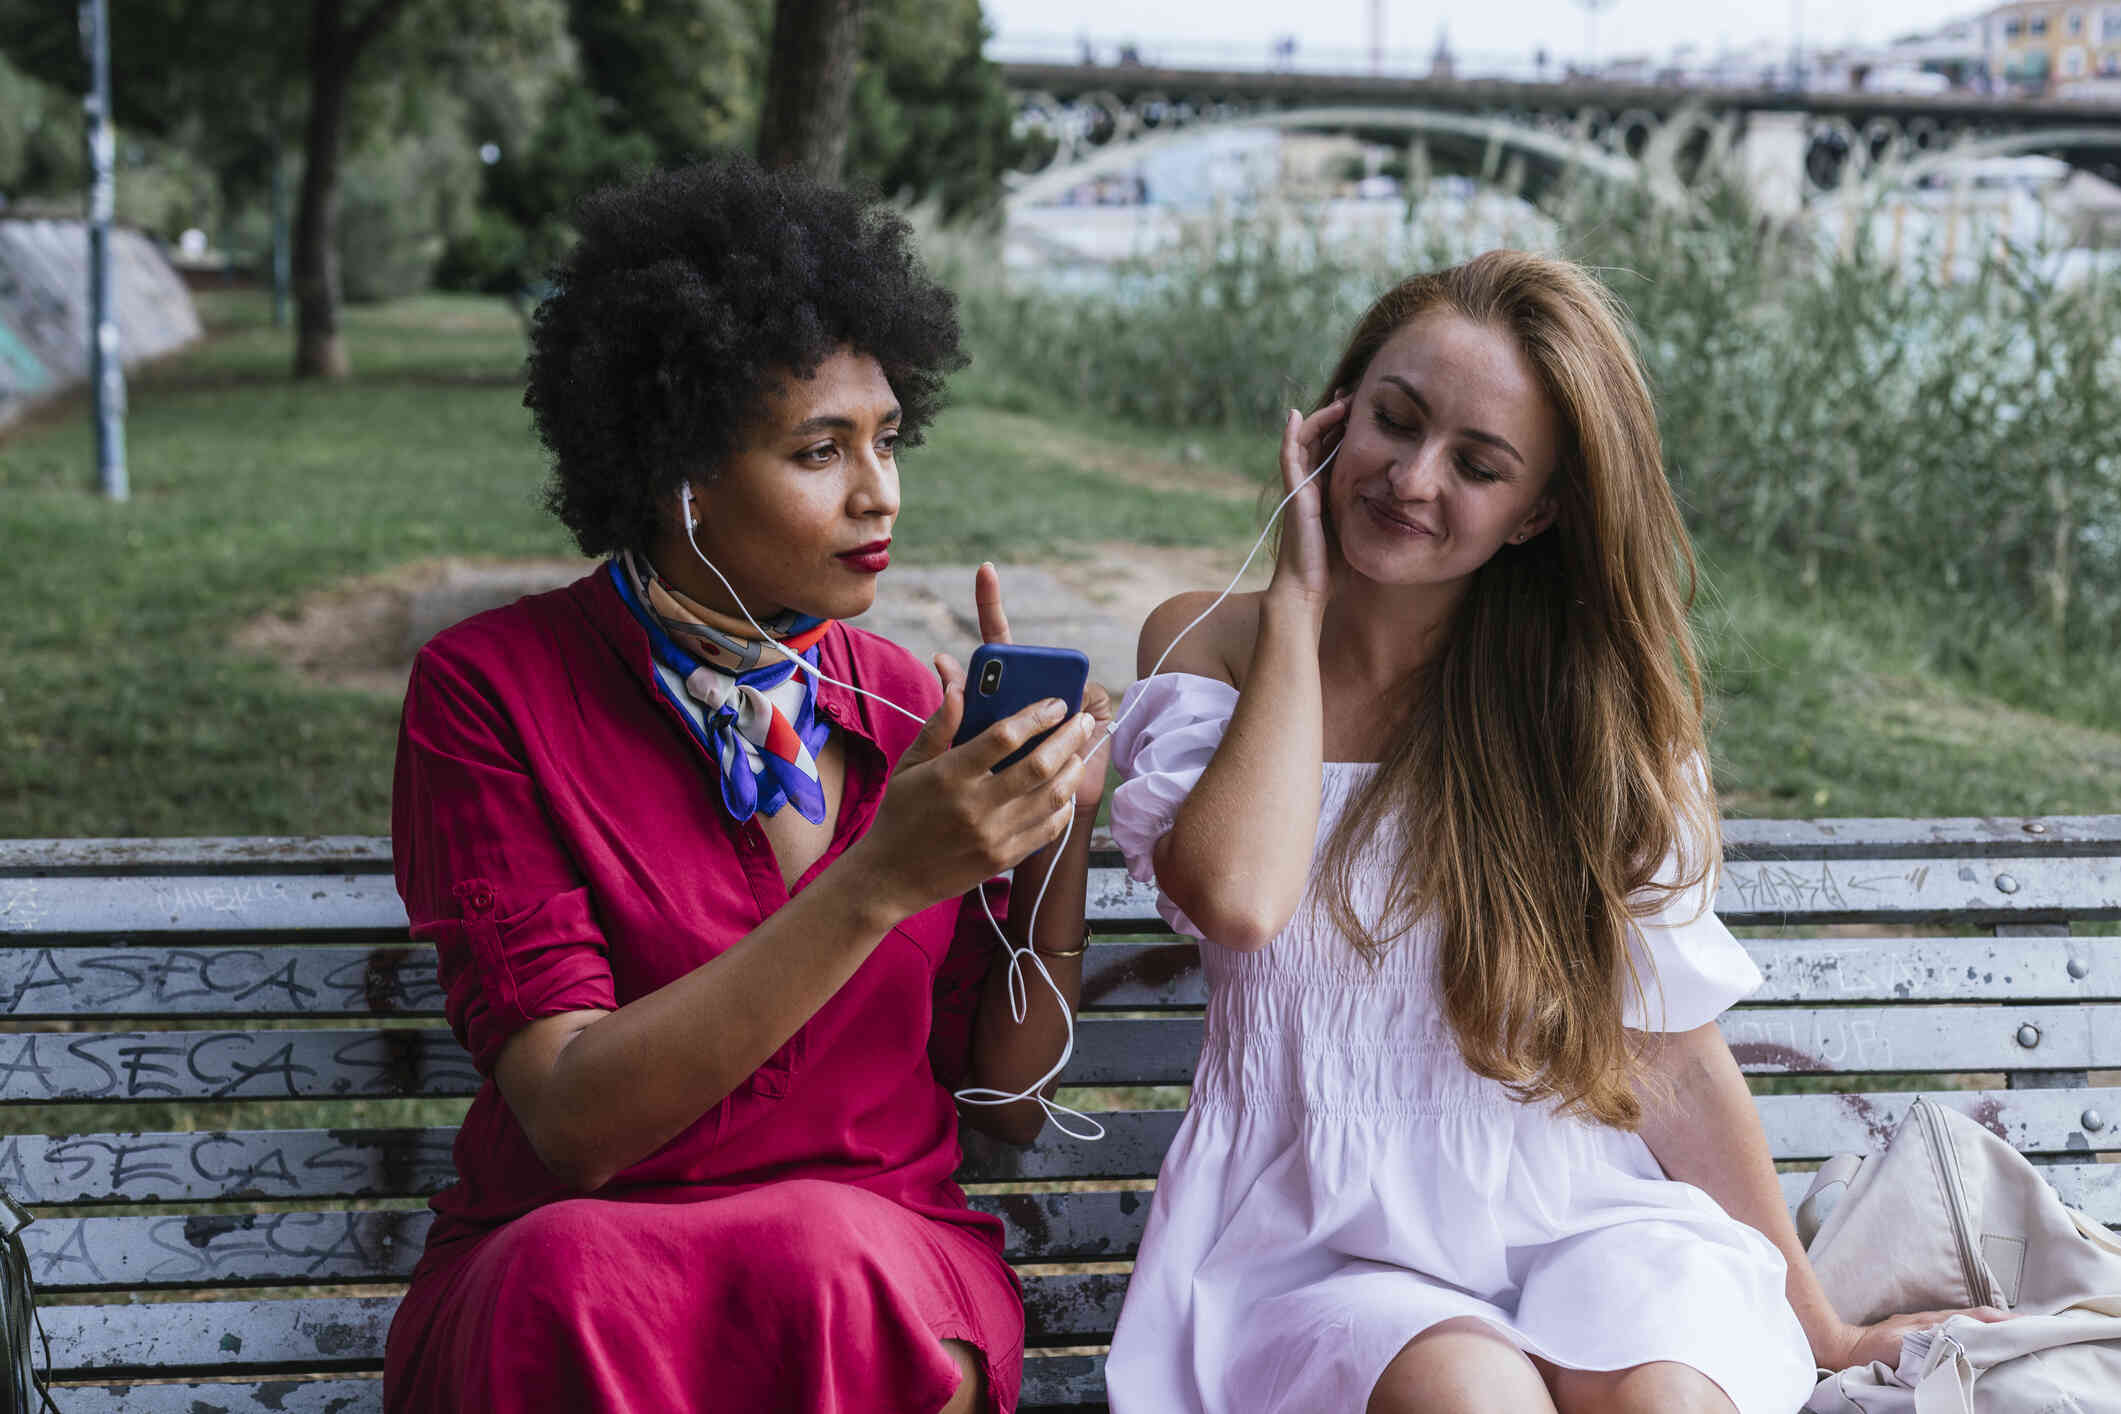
[1797,1152,1867,1250]
[0,1189,61,1414]
[2068,1204,2121,1256]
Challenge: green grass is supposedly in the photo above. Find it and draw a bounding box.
[1,288,2116,837]
[1699,543,2121,818]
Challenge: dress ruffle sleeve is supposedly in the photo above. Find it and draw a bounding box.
[1622,804,1762,1033]
[1108,673,1241,940]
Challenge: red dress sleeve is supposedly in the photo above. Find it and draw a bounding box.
[927,876,1006,1093]
[393,647,618,1076]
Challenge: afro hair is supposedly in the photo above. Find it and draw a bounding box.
[525,157,966,558]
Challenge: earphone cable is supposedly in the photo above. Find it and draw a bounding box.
[675,439,1336,1137]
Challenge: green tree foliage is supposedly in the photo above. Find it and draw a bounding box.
[565,0,1016,211]
[571,0,768,161]
[0,0,302,204]
[0,52,87,198]
[850,0,1022,218]
[438,88,659,295]
[440,0,1016,296]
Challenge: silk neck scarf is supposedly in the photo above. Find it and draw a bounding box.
[610,551,836,824]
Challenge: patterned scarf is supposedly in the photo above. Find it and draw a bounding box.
[610,552,836,824]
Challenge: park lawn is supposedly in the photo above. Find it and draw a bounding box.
[1,289,2116,838]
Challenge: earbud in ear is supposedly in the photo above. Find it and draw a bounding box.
[680,483,698,533]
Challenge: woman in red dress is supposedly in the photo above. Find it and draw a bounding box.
[382,158,1107,1413]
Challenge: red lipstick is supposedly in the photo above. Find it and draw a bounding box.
[837,539,891,574]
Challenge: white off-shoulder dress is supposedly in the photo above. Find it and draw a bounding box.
[1102,673,1817,1414]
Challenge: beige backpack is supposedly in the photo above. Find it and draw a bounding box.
[1798,1096,2121,1413]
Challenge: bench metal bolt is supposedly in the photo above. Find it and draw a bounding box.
[1995,874,2020,894]
[2016,1023,2041,1048]
[2068,957,2091,980]
[2022,821,2048,834]
[2084,1110,2107,1132]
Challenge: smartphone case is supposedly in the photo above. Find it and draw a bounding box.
[952,643,1090,773]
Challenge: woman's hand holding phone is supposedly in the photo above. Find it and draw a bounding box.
[846,564,1105,917]
[962,563,1112,815]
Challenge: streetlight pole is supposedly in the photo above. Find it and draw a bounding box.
[79,0,127,501]
[1790,0,1805,88]
[1575,0,1617,71]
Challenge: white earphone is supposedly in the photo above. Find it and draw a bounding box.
[671,437,1339,1141]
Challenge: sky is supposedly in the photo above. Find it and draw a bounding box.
[984,0,1983,68]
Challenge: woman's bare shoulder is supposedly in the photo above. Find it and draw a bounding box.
[1135,590,1263,686]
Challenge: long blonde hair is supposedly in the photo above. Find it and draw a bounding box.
[1315,250,1716,1130]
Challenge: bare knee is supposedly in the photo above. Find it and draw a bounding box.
[1368,1318,1557,1414]
[1545,1360,1736,1414]
[935,1339,984,1414]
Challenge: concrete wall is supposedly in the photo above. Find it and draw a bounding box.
[0,220,202,430]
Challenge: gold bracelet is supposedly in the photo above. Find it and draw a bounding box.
[1032,930,1090,960]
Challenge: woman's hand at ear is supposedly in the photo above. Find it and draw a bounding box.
[1269,396,1348,614]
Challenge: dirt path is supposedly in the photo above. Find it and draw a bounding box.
[235,545,1270,700]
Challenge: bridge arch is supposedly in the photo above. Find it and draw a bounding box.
[1881,124,2121,188]
[1005,104,1653,213]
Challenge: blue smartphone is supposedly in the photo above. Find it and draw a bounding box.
[951,643,1090,773]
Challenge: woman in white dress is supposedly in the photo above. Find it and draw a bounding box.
[1101,251,2000,1414]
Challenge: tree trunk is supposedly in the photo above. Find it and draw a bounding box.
[756,0,865,183]
[292,0,410,379]
[293,1,353,377]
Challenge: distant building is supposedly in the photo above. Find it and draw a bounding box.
[1981,2,2121,94]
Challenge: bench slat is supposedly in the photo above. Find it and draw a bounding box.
[1025,1271,1130,1345]
[23,1191,1158,1290]
[16,1004,2068,1101]
[23,1210,429,1292]
[35,1285,1117,1374]
[980,1166,2121,1265]
[0,877,405,938]
[969,1088,2121,1183]
[42,1295,397,1377]
[47,1382,384,1413]
[1775,1162,2121,1213]
[0,1128,458,1205]
[1719,1004,2121,1073]
[10,817,2121,877]
[1715,817,2121,860]
[11,845,2121,942]
[7,819,2121,877]
[0,1029,477,1104]
[0,838,395,878]
[1022,1355,1108,1413]
[0,945,442,1018]
[963,1110,1183,1184]
[8,1085,2106,1211]
[1057,1005,2121,1086]
[47,1362,1098,1413]
[1088,858,2121,929]
[8,933,2115,1020]
[32,1165,2115,1296]
[1754,1087,2121,1160]
[1078,938,2121,1010]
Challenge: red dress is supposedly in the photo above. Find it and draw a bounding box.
[382,568,1024,1413]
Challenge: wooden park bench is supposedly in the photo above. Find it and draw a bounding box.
[0,819,2115,1410]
